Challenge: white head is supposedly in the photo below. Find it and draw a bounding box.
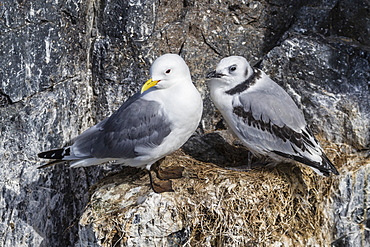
[141,54,191,93]
[207,56,254,90]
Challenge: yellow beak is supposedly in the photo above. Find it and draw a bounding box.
[141,78,160,94]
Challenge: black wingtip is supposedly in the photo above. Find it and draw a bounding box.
[37,148,71,169]
[322,155,340,176]
[272,150,339,176]
[305,154,339,177]
[38,147,70,160]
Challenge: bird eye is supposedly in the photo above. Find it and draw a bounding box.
[229,65,237,73]
[165,69,171,74]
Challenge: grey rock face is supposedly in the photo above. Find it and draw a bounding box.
[0,0,369,246]
[262,33,370,247]
[333,165,370,247]
[262,35,370,150]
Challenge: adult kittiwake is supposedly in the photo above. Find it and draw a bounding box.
[38,54,203,191]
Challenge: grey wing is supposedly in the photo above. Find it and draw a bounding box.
[232,90,318,156]
[239,90,306,131]
[233,91,338,176]
[72,92,172,159]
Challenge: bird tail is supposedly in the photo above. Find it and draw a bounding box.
[38,146,102,168]
[37,159,67,169]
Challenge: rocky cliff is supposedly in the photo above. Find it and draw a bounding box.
[0,0,369,246]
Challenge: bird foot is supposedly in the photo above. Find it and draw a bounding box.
[148,161,183,193]
[156,166,184,180]
[148,168,176,193]
[151,179,174,193]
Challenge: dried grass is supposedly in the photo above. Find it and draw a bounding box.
[168,153,335,246]
[80,146,341,246]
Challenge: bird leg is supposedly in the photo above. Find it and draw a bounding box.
[223,151,268,171]
[245,151,251,169]
[223,151,253,171]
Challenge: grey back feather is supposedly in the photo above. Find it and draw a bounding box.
[72,92,172,159]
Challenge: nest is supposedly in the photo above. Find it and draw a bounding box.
[80,132,340,246]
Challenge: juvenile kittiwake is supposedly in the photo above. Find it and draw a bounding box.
[38,54,203,190]
[207,56,339,176]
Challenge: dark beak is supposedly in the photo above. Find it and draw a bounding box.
[206,70,225,79]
